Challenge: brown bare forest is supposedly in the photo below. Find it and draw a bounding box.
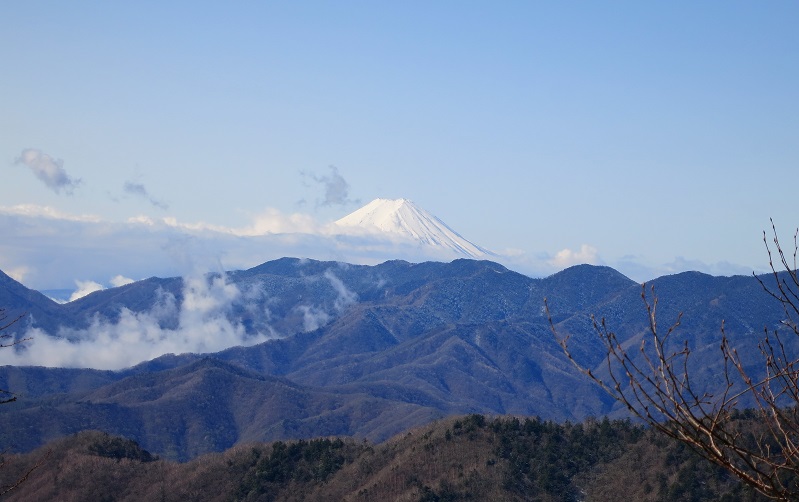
[0,414,768,501]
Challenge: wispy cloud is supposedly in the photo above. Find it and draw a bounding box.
[0,204,100,222]
[15,149,81,194]
[296,305,331,332]
[123,181,169,210]
[293,269,360,332]
[324,269,358,312]
[129,208,327,237]
[301,165,358,207]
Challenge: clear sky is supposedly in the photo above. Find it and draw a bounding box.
[2,1,798,291]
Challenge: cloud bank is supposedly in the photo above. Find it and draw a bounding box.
[0,204,486,290]
[0,203,759,296]
[0,271,273,370]
[15,149,81,194]
[0,264,368,370]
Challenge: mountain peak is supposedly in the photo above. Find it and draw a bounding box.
[335,198,492,259]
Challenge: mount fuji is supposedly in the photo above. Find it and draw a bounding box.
[335,198,493,259]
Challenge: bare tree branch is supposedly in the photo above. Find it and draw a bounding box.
[0,308,50,493]
[548,221,799,500]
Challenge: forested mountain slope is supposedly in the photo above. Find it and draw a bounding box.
[0,258,787,460]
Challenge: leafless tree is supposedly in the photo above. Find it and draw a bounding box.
[0,308,49,495]
[0,308,30,404]
[549,220,799,500]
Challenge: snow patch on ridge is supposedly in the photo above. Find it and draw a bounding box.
[334,198,492,259]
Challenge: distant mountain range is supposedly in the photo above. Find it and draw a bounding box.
[0,258,790,460]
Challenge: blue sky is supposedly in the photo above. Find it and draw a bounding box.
[2,2,798,290]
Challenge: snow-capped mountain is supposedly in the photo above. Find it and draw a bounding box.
[335,198,493,259]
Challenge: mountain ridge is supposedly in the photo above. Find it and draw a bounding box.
[0,257,789,460]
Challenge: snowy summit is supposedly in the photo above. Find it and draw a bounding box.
[335,198,492,259]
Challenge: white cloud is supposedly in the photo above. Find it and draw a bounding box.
[15,149,81,194]
[69,280,105,302]
[3,265,31,283]
[0,204,101,222]
[0,272,272,370]
[548,244,600,268]
[126,208,326,237]
[110,275,135,287]
[235,208,326,236]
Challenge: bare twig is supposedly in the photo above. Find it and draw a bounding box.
[0,308,45,490]
[548,222,799,500]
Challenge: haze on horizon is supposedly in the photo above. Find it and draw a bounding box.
[2,2,798,293]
